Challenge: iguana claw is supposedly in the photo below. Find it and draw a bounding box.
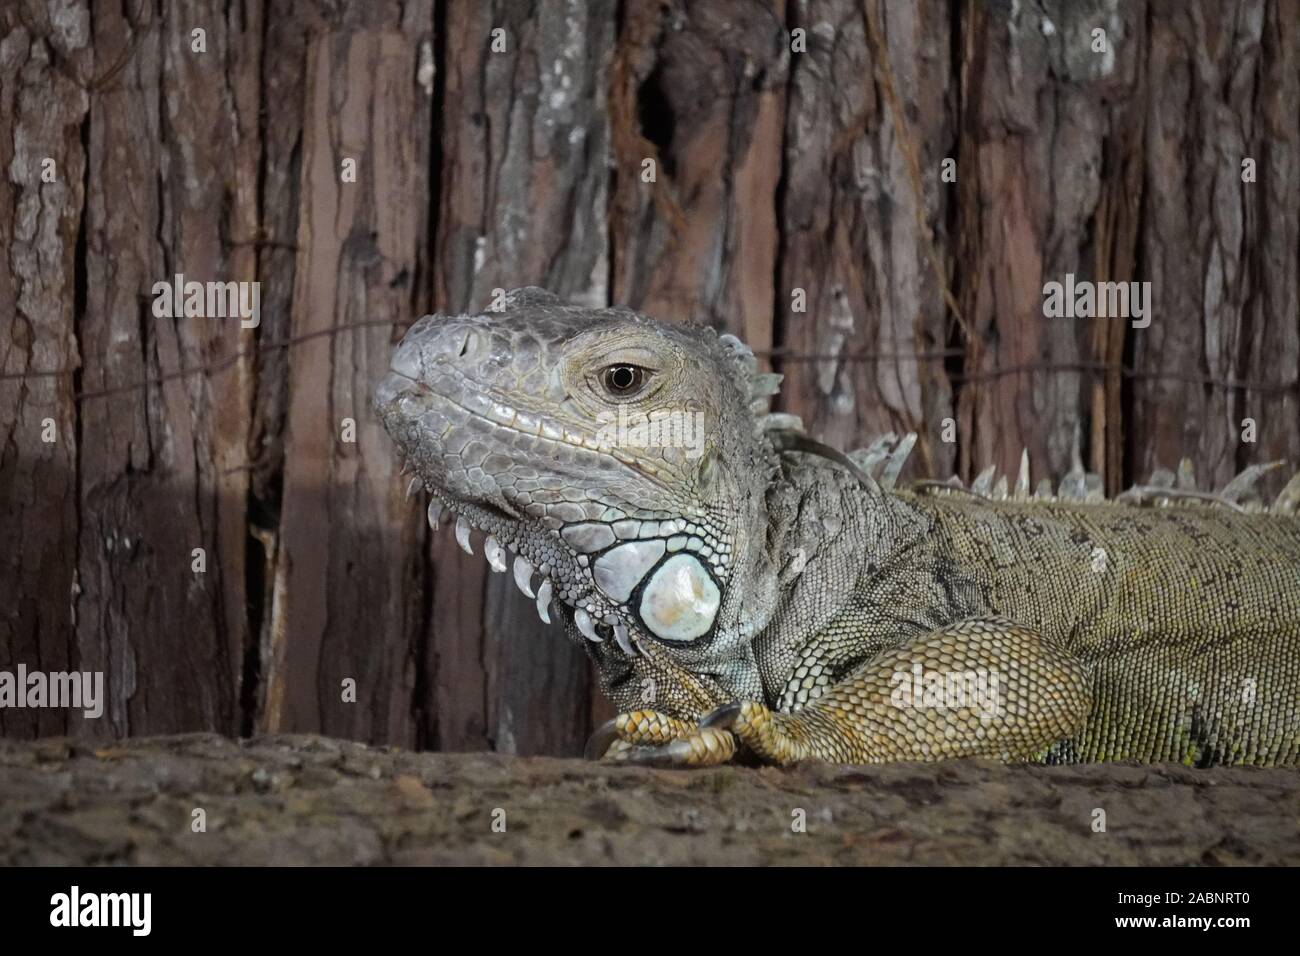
[699,701,743,729]
[615,743,696,767]
[585,709,737,767]
[609,728,737,767]
[583,717,622,761]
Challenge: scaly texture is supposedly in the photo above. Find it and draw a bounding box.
[376,289,1300,768]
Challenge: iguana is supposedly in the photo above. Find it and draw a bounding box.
[375,288,1300,768]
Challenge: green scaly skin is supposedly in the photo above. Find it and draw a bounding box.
[375,289,1300,768]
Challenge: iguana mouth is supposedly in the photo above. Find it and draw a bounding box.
[380,367,672,492]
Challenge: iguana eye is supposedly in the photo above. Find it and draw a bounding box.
[601,364,648,396]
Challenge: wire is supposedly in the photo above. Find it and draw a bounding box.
[2,317,1293,402]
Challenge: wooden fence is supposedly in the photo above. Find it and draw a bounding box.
[2,0,1297,754]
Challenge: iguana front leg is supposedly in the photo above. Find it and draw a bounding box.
[590,617,1091,767]
[703,617,1092,766]
[584,641,741,767]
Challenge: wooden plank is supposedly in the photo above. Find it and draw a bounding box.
[775,0,954,477]
[1238,0,1300,481]
[0,2,90,737]
[70,1,261,737]
[609,0,787,348]
[1132,0,1299,493]
[265,20,432,744]
[955,0,1145,484]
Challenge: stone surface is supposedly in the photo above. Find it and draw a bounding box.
[2,734,1297,865]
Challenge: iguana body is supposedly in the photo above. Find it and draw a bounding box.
[375,289,1300,767]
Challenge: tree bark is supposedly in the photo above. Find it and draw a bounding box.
[0,2,89,738]
[264,10,434,744]
[777,0,954,479]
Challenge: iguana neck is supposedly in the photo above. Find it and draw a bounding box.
[765,452,932,580]
[747,455,934,693]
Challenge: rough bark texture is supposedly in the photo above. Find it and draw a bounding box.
[265,8,433,746]
[0,1,88,739]
[1131,0,1300,489]
[2,0,1298,756]
[3,734,1297,865]
[776,0,954,477]
[956,0,1145,482]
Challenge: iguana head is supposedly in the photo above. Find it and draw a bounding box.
[375,288,787,713]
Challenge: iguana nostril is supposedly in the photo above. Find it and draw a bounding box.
[396,315,483,366]
[435,326,480,363]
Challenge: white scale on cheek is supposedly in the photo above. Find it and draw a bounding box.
[638,553,720,642]
[592,540,666,603]
[561,522,616,552]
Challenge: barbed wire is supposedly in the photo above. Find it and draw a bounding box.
[1,317,1295,403]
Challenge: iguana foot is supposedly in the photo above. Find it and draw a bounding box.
[585,710,737,767]
[701,700,812,766]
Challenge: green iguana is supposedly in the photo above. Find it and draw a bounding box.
[375,288,1300,768]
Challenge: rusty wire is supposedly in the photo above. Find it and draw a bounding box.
[1,317,1295,403]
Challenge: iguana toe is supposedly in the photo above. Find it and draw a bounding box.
[609,728,737,767]
[723,700,814,766]
[585,709,694,760]
[586,709,737,766]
